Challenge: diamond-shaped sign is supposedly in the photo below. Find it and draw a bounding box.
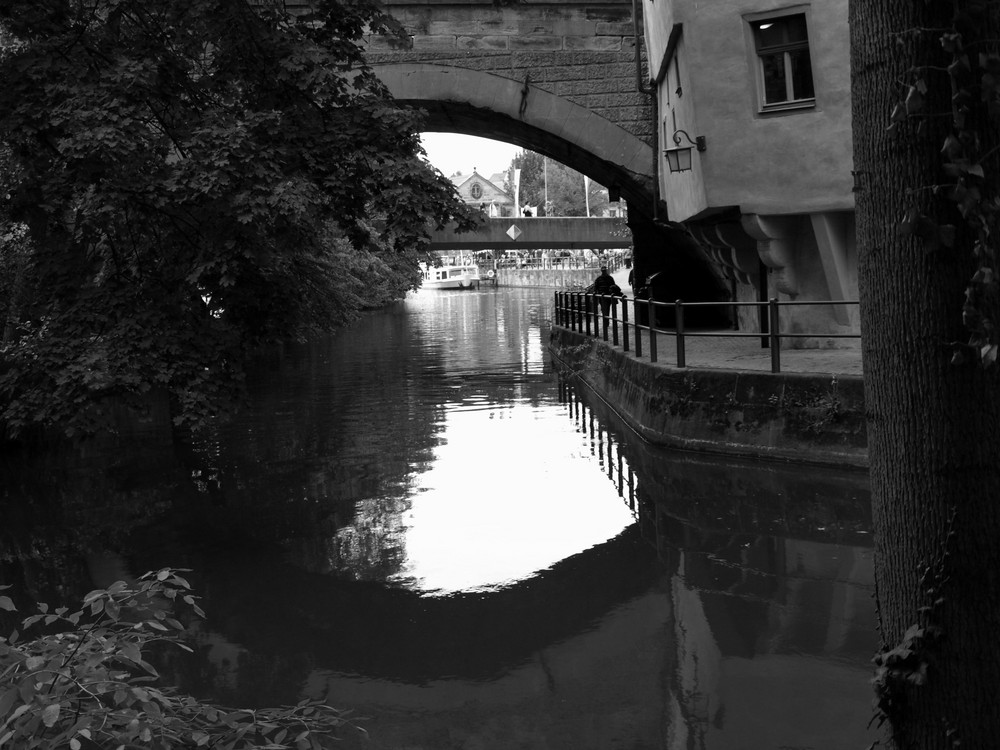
[506,224,522,241]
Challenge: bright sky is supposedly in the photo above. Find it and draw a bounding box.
[421,133,523,179]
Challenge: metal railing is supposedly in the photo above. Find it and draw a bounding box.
[553,291,860,374]
[489,257,628,272]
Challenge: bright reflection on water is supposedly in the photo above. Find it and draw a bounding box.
[334,285,635,596]
[389,404,634,595]
[0,285,879,750]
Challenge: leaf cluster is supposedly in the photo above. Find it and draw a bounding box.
[0,0,478,437]
[503,150,611,217]
[889,4,1000,366]
[0,569,355,749]
[869,508,959,746]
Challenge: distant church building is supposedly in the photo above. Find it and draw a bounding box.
[450,170,514,217]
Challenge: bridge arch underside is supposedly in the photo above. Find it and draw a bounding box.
[377,63,730,320]
[413,99,651,215]
[374,63,653,209]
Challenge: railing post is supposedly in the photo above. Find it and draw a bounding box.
[611,298,619,347]
[768,297,781,373]
[555,292,562,327]
[622,297,630,352]
[675,299,686,368]
[601,295,609,341]
[584,293,593,337]
[575,293,583,332]
[648,295,657,363]
[634,298,643,358]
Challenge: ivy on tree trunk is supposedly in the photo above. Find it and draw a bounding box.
[851,1,1000,746]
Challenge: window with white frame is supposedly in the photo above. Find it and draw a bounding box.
[751,13,814,111]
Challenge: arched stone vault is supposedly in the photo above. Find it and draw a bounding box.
[374,62,730,312]
[374,63,656,214]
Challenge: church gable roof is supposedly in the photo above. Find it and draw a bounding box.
[455,170,511,203]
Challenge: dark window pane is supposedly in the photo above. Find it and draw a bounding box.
[782,15,808,44]
[754,14,808,49]
[755,21,785,48]
[788,48,814,100]
[760,53,788,103]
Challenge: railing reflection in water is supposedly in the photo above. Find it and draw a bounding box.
[557,373,878,748]
[558,376,639,521]
[557,372,873,548]
[559,375,727,562]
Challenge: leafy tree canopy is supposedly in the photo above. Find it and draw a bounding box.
[0,0,477,438]
[504,150,611,217]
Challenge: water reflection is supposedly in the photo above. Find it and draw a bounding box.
[386,403,635,595]
[0,286,878,749]
[560,383,876,749]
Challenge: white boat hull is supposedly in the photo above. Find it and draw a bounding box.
[424,278,479,290]
[422,265,481,290]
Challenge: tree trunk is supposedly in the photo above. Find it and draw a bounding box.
[851,2,1000,747]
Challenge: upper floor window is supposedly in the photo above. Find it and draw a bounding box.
[752,13,814,112]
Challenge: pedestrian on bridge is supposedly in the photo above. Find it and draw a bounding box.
[593,266,617,318]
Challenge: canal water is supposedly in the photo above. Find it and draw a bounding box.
[0,286,878,749]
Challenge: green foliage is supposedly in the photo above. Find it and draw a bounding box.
[0,0,478,437]
[506,151,546,209]
[888,9,1000,368]
[870,508,959,746]
[504,150,610,217]
[0,221,31,342]
[0,569,356,749]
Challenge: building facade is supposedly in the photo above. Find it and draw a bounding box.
[451,170,516,218]
[642,0,857,343]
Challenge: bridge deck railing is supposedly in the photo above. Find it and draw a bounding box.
[483,257,627,272]
[553,291,860,374]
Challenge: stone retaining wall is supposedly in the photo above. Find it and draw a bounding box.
[549,327,868,468]
[497,268,594,288]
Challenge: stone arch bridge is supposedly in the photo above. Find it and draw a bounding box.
[355,0,729,306]
[367,1,651,208]
[280,0,729,306]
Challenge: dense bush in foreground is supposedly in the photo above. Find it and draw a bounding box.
[0,569,353,749]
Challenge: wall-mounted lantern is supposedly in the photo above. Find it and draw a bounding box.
[664,129,707,173]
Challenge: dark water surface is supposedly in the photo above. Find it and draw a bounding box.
[1,286,877,749]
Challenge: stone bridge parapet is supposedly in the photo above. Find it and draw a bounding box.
[365,0,652,145]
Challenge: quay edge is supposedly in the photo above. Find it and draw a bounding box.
[549,328,868,470]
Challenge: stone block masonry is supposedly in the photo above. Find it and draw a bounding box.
[496,268,595,288]
[368,50,652,144]
[366,1,653,144]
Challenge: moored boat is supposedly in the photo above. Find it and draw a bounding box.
[421,263,481,290]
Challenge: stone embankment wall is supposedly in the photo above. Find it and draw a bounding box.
[496,269,593,288]
[550,328,868,468]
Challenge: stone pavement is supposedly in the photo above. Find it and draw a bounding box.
[648,333,863,377]
[608,267,863,378]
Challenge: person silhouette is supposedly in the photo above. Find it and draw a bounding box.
[593,266,615,317]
